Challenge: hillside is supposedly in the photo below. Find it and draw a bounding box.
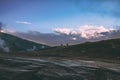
[1,38,118,62]
[0,32,50,52]
[44,39,120,59]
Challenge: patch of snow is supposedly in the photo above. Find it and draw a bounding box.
[81,60,95,64]
[3,47,9,52]
[0,38,10,52]
[27,58,48,62]
[27,46,36,51]
[0,38,4,47]
[41,45,45,48]
[0,66,30,72]
[108,67,120,72]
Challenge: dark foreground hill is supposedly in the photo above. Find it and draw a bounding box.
[23,38,119,59]
[0,32,49,52]
[3,38,119,61]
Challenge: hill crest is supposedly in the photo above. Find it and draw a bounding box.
[0,32,49,52]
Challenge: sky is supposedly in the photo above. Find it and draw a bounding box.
[0,0,120,33]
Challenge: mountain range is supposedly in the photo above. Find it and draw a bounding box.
[8,29,120,46]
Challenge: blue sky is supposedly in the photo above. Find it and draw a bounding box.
[0,0,120,33]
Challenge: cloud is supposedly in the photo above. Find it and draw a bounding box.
[3,29,16,33]
[16,21,32,25]
[54,28,77,35]
[54,25,115,39]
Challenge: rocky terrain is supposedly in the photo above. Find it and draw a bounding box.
[0,56,119,80]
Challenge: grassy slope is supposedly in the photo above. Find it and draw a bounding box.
[2,38,118,62]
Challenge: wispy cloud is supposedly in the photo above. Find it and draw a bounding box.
[16,21,32,25]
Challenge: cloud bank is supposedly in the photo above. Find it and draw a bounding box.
[54,25,115,39]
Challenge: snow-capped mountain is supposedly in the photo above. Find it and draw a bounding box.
[0,32,50,52]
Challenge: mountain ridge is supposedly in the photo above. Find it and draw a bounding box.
[0,32,50,52]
